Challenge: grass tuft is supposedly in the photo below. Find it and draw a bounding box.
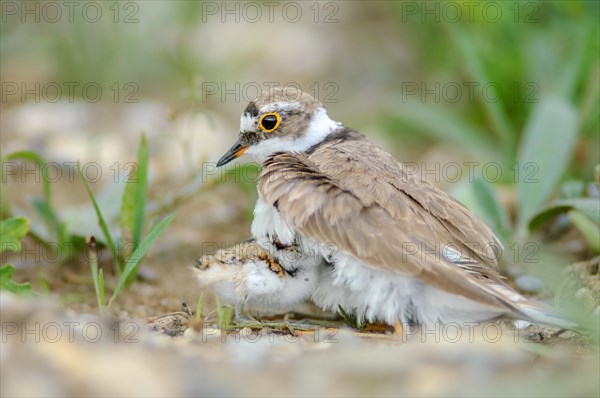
[215,296,234,330]
[338,305,365,330]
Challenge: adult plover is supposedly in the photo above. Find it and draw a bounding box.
[215,87,571,328]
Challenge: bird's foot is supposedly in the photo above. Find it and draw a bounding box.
[393,320,405,336]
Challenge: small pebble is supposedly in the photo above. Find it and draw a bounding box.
[239,327,253,338]
[183,327,197,339]
[516,275,544,293]
[586,182,599,198]
[513,320,532,330]
[558,330,577,339]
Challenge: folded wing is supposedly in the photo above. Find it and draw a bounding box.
[259,134,518,310]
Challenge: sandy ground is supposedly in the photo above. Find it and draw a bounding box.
[2,215,599,397]
[1,292,598,397]
[2,103,599,397]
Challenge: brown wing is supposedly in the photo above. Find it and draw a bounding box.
[259,134,514,308]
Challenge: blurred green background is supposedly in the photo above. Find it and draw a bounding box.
[2,0,598,247]
[2,0,597,164]
[1,2,599,397]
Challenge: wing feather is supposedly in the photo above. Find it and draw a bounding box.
[258,136,516,308]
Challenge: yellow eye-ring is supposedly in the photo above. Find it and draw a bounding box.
[258,112,281,132]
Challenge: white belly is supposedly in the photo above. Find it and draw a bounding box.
[251,198,504,326]
[313,250,505,327]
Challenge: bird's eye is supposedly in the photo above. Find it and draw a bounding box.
[259,112,281,132]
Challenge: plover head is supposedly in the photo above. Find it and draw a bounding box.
[217,87,341,166]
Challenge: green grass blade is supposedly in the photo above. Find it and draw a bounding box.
[5,151,64,242]
[222,307,233,329]
[568,210,600,252]
[338,305,365,330]
[516,98,579,237]
[447,23,514,152]
[133,135,149,247]
[87,237,103,311]
[78,164,122,273]
[109,212,176,305]
[215,296,233,329]
[98,269,105,308]
[120,134,149,252]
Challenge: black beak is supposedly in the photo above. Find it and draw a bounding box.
[216,138,248,167]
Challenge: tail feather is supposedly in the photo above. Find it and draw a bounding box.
[486,281,577,329]
[516,300,577,330]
